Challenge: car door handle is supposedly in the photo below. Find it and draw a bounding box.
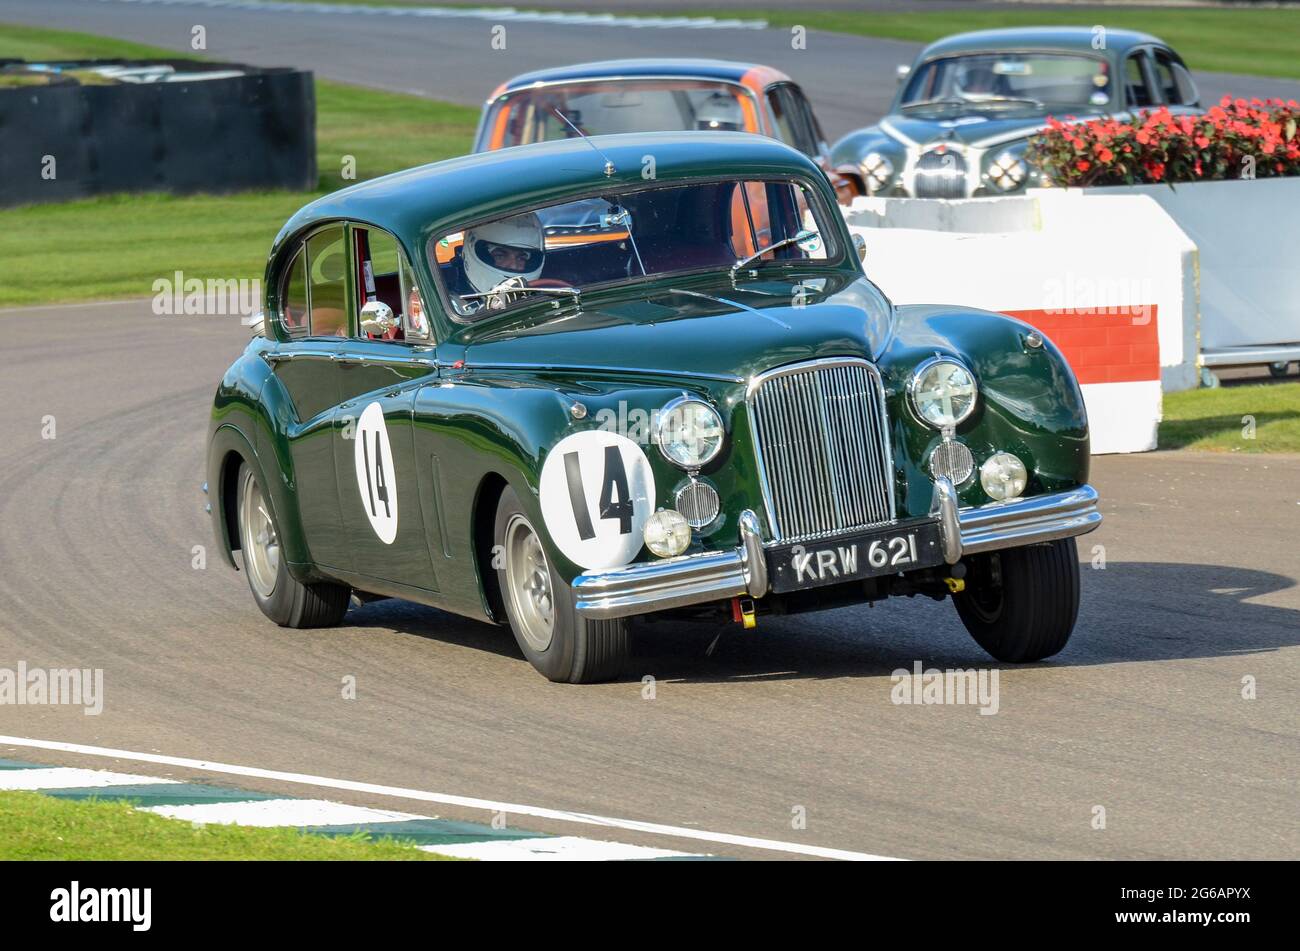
[332,353,365,367]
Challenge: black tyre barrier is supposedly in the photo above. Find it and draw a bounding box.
[0,59,316,207]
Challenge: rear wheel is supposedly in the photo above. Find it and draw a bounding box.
[953,538,1080,663]
[494,486,628,683]
[236,462,350,628]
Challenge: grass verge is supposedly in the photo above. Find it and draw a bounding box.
[1160,381,1300,453]
[0,791,454,860]
[687,7,1300,82]
[0,23,479,307]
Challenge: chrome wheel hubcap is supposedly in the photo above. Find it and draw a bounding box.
[504,514,555,652]
[240,469,280,599]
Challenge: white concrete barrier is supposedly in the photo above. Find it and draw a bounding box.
[846,191,1198,454]
[1042,178,1300,366]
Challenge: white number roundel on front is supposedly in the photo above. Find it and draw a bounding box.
[353,401,398,545]
[539,430,656,571]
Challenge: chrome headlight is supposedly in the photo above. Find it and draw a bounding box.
[655,396,725,470]
[909,358,978,429]
[988,150,1027,191]
[861,152,894,192]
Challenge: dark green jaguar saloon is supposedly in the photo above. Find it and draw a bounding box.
[205,131,1101,682]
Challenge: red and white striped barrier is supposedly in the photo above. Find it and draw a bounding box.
[846,190,1198,454]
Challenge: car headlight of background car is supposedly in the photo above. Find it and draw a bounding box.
[860,152,895,192]
[909,358,978,429]
[655,396,725,470]
[988,149,1028,191]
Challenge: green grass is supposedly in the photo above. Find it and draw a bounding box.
[687,7,1300,83]
[0,791,455,860]
[1160,382,1300,453]
[0,23,479,307]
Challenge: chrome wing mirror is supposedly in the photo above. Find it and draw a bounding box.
[896,64,911,84]
[360,300,397,336]
[852,233,867,263]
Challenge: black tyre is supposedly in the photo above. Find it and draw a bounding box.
[494,486,629,683]
[954,538,1080,663]
[236,461,350,628]
[1268,361,1292,379]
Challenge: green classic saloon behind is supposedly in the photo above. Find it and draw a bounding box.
[206,131,1101,683]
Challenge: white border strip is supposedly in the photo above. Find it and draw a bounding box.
[0,736,899,861]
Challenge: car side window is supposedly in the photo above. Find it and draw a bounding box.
[1153,48,1198,106]
[280,246,309,337]
[787,86,828,156]
[353,226,432,342]
[1124,51,1155,109]
[767,85,818,157]
[306,227,349,337]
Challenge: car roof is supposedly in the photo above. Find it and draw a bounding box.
[275,131,822,251]
[917,26,1165,61]
[493,58,790,95]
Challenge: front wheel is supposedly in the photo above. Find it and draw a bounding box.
[236,462,350,628]
[494,487,628,683]
[953,538,1080,663]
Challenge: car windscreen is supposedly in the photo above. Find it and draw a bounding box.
[430,178,836,321]
[900,53,1113,113]
[480,80,755,149]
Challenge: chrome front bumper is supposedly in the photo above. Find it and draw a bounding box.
[572,484,1101,620]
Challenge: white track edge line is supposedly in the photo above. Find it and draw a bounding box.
[0,736,900,861]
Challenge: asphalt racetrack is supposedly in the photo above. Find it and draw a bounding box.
[1,300,1296,859]
[3,0,1300,139]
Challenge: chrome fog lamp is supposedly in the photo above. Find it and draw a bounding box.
[989,150,1028,191]
[909,358,978,429]
[980,452,1028,501]
[655,396,725,470]
[644,509,692,558]
[861,152,894,191]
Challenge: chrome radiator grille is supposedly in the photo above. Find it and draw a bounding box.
[913,148,968,199]
[747,358,896,543]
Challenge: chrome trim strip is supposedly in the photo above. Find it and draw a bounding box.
[958,484,1102,555]
[738,509,768,599]
[572,487,1101,619]
[930,476,962,564]
[463,361,745,384]
[572,509,766,620]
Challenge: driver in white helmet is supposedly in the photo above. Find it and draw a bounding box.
[448,212,546,313]
[693,91,745,132]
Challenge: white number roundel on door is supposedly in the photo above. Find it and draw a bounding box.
[539,430,656,571]
[353,401,398,545]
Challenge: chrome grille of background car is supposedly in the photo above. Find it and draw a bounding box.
[748,359,896,543]
[913,148,967,199]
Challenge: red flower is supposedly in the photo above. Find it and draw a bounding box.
[1136,129,1151,145]
[1096,146,1114,163]
[1195,135,1210,149]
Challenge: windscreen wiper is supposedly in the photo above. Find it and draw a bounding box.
[732,231,820,274]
